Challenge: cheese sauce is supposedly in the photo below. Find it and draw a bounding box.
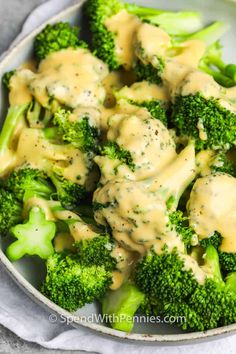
[15,128,94,189]
[95,102,176,183]
[117,81,169,102]
[94,144,196,254]
[188,173,236,253]
[105,10,141,70]
[29,48,108,109]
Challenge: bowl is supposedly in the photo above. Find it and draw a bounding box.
[1,0,236,344]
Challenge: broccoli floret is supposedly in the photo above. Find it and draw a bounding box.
[135,247,198,303]
[134,58,165,85]
[1,70,52,175]
[75,234,117,271]
[86,0,203,70]
[102,282,145,332]
[6,207,56,261]
[115,82,168,125]
[134,21,229,85]
[132,100,167,125]
[210,152,236,177]
[135,244,236,331]
[34,22,87,62]
[4,168,55,202]
[168,210,197,249]
[0,188,22,235]
[53,108,99,152]
[172,92,236,150]
[49,172,87,210]
[94,144,196,253]
[100,141,135,171]
[200,233,236,273]
[41,251,113,312]
[2,70,16,89]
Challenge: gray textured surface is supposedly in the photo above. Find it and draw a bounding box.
[0,1,86,352]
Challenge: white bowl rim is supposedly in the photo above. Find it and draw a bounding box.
[0,0,236,344]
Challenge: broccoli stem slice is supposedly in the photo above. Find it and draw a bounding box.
[6,206,56,261]
[102,282,145,332]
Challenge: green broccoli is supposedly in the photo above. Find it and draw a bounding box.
[41,251,113,312]
[115,81,169,126]
[94,143,196,253]
[26,100,53,128]
[168,210,197,249]
[102,282,145,332]
[0,72,29,174]
[6,207,56,261]
[4,168,55,202]
[0,188,22,235]
[208,151,236,177]
[135,244,236,331]
[75,234,117,271]
[34,22,87,62]
[171,72,236,150]
[49,172,87,210]
[200,233,236,273]
[86,0,203,70]
[100,141,135,171]
[53,108,99,152]
[134,21,230,85]
[199,41,236,87]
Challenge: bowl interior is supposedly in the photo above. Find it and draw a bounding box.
[1,0,236,342]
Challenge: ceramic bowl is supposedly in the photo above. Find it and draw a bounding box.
[1,0,236,344]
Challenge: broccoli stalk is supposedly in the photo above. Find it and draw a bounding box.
[225,272,236,295]
[0,104,28,174]
[199,42,236,87]
[1,70,53,175]
[102,282,145,332]
[200,233,236,273]
[6,207,56,261]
